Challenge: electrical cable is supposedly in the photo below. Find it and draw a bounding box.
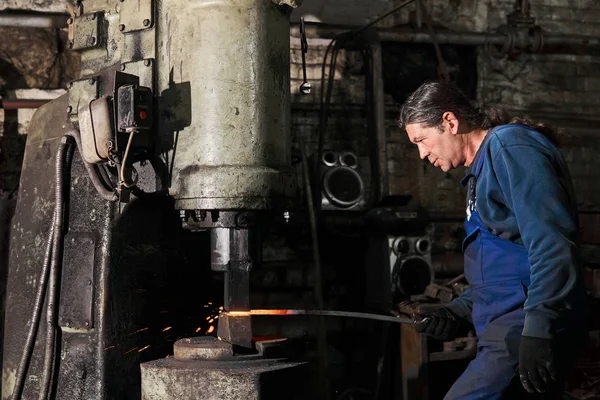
[39,136,74,400]
[10,223,55,400]
[96,163,113,188]
[64,129,118,201]
[416,0,450,82]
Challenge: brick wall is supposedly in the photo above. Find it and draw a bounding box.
[292,0,600,219]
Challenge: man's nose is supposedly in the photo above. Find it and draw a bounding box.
[418,146,429,160]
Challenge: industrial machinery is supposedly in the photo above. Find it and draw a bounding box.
[1,0,306,399]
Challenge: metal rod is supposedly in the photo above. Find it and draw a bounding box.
[227,309,428,325]
[0,99,51,109]
[0,12,69,29]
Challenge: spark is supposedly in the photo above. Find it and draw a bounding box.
[219,306,224,310]
[217,336,222,341]
[214,315,219,319]
[138,345,150,353]
[206,316,211,320]
[208,302,212,305]
[195,327,202,333]
[126,327,149,337]
[165,354,171,358]
[125,347,139,355]
[208,318,214,323]
[204,305,208,308]
[207,325,215,334]
[162,327,172,332]
[104,345,115,351]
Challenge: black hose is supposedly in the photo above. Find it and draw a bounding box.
[63,129,118,202]
[39,136,73,400]
[96,163,113,190]
[10,222,55,400]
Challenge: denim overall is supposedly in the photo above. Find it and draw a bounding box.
[445,139,531,399]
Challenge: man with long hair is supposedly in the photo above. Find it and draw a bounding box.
[399,81,585,399]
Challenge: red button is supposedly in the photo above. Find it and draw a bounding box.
[139,110,147,120]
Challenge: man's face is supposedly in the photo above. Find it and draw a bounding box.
[405,117,465,172]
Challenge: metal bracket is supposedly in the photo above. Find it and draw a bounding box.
[119,0,153,33]
[59,232,96,329]
[72,12,103,51]
[68,78,99,122]
[120,59,155,90]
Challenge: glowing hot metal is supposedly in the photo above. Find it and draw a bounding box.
[225,309,428,325]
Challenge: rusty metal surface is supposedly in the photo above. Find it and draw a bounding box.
[119,0,153,33]
[217,314,252,348]
[58,232,96,329]
[71,12,102,51]
[156,0,294,210]
[173,337,234,360]
[121,58,154,89]
[1,94,209,399]
[68,77,98,123]
[67,0,155,123]
[141,337,306,400]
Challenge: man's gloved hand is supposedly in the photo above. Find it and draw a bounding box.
[519,336,557,394]
[415,307,466,341]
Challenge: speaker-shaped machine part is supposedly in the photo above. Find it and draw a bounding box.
[320,150,370,211]
[389,235,433,297]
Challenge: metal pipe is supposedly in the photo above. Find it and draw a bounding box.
[378,30,508,45]
[293,24,600,49]
[39,136,73,400]
[0,99,51,109]
[544,35,600,47]
[0,12,68,29]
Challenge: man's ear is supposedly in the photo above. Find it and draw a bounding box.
[442,111,460,135]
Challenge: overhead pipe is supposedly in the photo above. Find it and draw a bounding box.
[0,99,51,109]
[0,12,68,29]
[292,24,600,53]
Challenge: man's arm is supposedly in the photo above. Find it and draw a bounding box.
[446,288,473,323]
[493,142,581,339]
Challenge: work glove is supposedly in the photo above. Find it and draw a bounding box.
[518,336,557,394]
[414,307,466,341]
